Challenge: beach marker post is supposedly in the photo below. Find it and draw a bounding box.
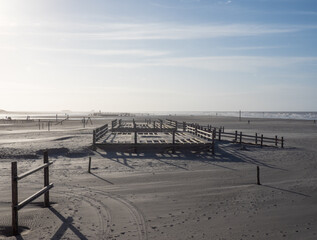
[240,132,242,144]
[172,130,176,154]
[88,157,91,173]
[257,166,261,185]
[212,129,215,154]
[218,128,221,141]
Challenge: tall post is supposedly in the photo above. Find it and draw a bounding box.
[88,157,91,173]
[212,129,215,154]
[240,132,242,144]
[44,151,50,207]
[11,162,18,236]
[275,135,278,147]
[281,137,284,148]
[93,130,96,145]
[134,131,137,144]
[172,130,176,154]
[255,133,258,145]
[257,166,261,185]
[261,134,264,147]
[218,128,221,141]
[235,131,238,142]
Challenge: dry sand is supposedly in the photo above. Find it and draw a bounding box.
[0,116,317,240]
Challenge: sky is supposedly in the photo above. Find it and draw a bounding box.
[0,0,317,112]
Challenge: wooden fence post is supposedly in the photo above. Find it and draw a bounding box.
[88,157,91,173]
[93,130,96,145]
[261,134,263,147]
[212,129,215,154]
[281,137,284,148]
[235,131,238,142]
[239,132,242,144]
[257,166,261,185]
[183,122,186,131]
[48,121,50,131]
[255,133,258,145]
[12,162,18,236]
[172,130,176,154]
[134,131,137,144]
[275,136,278,147]
[218,128,221,141]
[44,151,50,207]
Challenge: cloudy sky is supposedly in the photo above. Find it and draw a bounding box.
[1,0,316,112]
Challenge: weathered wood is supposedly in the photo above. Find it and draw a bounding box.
[281,137,284,148]
[218,128,221,141]
[11,162,18,236]
[93,130,96,145]
[261,134,263,147]
[17,162,53,181]
[275,135,278,146]
[17,184,54,210]
[88,157,91,173]
[235,131,238,142]
[134,131,137,144]
[239,132,242,144]
[44,151,50,207]
[257,166,261,185]
[255,133,258,145]
[212,129,215,154]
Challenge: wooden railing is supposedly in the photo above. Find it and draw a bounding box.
[93,123,108,145]
[166,119,178,129]
[11,151,54,235]
[185,123,284,148]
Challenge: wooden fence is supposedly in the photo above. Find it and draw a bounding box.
[11,151,54,235]
[93,124,109,145]
[185,123,284,148]
[166,119,178,129]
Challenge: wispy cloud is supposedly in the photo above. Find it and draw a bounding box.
[93,56,317,72]
[27,47,169,57]
[1,22,314,40]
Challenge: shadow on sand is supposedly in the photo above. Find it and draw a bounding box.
[93,140,286,172]
[50,207,88,240]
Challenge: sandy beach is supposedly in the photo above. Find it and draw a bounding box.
[0,115,317,240]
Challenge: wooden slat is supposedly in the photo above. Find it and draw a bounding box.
[17,162,53,181]
[17,183,54,210]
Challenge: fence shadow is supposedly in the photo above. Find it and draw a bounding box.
[50,207,88,240]
[94,141,286,172]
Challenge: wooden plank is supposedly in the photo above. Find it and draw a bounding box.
[11,162,18,236]
[17,162,53,181]
[17,183,54,210]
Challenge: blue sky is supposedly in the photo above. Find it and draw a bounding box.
[0,0,316,112]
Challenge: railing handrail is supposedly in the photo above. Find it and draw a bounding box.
[17,162,53,181]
